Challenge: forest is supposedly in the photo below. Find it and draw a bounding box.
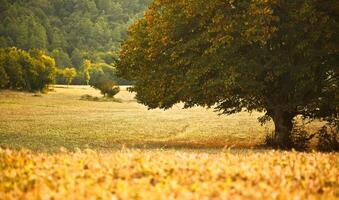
[0,0,150,83]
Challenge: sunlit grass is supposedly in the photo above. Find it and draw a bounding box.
[0,86,276,152]
[0,86,337,199]
[0,148,338,200]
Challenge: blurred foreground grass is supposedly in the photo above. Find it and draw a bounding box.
[0,148,338,200]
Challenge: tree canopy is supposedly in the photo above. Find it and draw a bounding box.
[117,0,339,148]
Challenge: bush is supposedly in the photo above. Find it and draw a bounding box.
[94,78,120,98]
[263,131,277,149]
[264,125,314,151]
[290,126,312,151]
[316,124,338,152]
[102,83,120,98]
[89,64,120,98]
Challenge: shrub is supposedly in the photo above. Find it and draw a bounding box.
[94,77,120,98]
[290,126,313,151]
[101,82,120,98]
[263,131,277,149]
[316,124,338,152]
[264,125,314,151]
[89,64,120,98]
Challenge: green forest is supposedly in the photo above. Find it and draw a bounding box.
[0,0,150,84]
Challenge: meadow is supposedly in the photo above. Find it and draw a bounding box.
[0,86,273,151]
[0,86,338,199]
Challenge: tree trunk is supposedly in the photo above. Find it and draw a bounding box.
[272,111,294,149]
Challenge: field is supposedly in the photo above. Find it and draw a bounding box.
[0,86,338,199]
[0,86,273,151]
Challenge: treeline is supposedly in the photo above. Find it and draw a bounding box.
[0,47,122,95]
[0,0,150,73]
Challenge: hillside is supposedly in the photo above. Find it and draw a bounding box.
[0,0,151,69]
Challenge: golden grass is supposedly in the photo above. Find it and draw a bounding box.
[0,85,278,151]
[0,148,338,200]
[0,86,338,199]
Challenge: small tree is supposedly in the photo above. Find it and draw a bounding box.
[82,59,91,85]
[0,47,56,92]
[97,79,120,97]
[62,67,77,87]
[89,64,120,98]
[28,49,57,91]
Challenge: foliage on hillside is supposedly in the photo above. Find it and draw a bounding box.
[0,47,56,92]
[0,0,151,70]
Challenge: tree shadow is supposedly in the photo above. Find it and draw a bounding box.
[0,132,266,153]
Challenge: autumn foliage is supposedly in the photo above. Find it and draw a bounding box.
[117,0,339,149]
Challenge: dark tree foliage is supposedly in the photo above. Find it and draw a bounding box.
[0,47,56,92]
[117,0,339,149]
[0,0,151,70]
[89,63,120,97]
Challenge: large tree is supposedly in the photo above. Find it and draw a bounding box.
[117,0,339,148]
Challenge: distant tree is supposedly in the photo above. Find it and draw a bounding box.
[28,49,57,91]
[89,64,120,97]
[82,59,91,85]
[51,49,72,68]
[0,47,56,92]
[62,67,77,87]
[117,0,339,149]
[71,49,84,69]
[50,28,67,51]
[97,79,120,98]
[0,63,9,88]
[0,48,28,89]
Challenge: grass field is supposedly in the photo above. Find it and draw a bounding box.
[0,86,274,151]
[0,86,338,199]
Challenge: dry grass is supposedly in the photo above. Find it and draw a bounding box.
[0,85,277,151]
[0,86,338,199]
[0,148,338,200]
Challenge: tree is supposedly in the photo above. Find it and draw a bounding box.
[0,48,28,89]
[28,49,57,91]
[62,67,77,87]
[82,59,91,85]
[0,63,9,88]
[117,0,339,149]
[0,47,56,92]
[51,49,72,68]
[70,48,84,70]
[89,63,120,97]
